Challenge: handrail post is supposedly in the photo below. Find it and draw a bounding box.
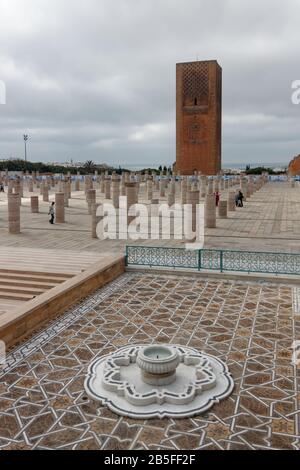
[198,249,201,271]
[125,246,128,266]
[220,250,223,273]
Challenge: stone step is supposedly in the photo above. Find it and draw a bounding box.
[0,291,34,301]
[0,272,72,284]
[0,268,73,278]
[0,285,46,296]
[0,279,56,289]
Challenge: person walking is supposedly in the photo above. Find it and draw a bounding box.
[235,191,240,207]
[238,190,244,207]
[214,191,220,207]
[48,202,55,224]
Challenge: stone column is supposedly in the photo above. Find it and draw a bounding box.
[42,184,49,202]
[218,200,228,219]
[228,191,236,211]
[28,180,33,193]
[205,194,216,228]
[180,178,187,204]
[31,196,39,213]
[105,178,111,199]
[67,179,71,198]
[186,190,199,233]
[8,193,20,234]
[112,177,120,208]
[240,177,248,201]
[63,181,69,207]
[154,176,159,190]
[146,180,153,202]
[207,180,214,195]
[248,178,254,196]
[75,179,80,191]
[84,176,93,194]
[86,189,96,215]
[159,179,166,198]
[100,174,105,193]
[168,179,176,195]
[120,177,126,196]
[213,179,220,193]
[246,179,251,198]
[13,182,21,206]
[91,203,101,239]
[167,193,175,206]
[55,193,65,223]
[126,182,138,224]
[14,180,22,202]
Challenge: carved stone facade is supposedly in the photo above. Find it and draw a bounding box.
[176,60,222,175]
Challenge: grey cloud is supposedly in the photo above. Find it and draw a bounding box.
[0,0,300,167]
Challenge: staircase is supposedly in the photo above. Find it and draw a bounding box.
[0,269,74,302]
[0,246,104,316]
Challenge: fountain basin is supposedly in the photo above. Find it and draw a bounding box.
[136,345,180,386]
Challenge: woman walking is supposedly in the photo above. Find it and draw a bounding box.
[48,202,55,224]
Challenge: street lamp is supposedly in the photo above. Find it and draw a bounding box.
[23,134,29,163]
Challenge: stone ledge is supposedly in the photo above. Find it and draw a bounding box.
[0,255,125,349]
[126,266,299,286]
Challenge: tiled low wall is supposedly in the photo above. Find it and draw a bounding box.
[0,255,125,349]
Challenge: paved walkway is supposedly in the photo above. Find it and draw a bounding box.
[0,181,299,254]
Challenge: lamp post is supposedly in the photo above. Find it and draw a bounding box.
[23,134,29,163]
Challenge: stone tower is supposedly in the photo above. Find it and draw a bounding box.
[176,60,222,175]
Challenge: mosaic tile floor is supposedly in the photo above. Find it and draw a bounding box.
[0,273,299,450]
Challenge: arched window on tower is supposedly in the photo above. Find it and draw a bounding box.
[194,98,198,106]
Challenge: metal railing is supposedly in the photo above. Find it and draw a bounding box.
[125,246,300,276]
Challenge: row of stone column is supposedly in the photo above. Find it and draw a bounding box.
[7,191,67,234]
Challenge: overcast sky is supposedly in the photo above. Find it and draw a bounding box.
[0,0,300,167]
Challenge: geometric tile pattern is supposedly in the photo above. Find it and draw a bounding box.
[183,61,209,104]
[0,273,299,450]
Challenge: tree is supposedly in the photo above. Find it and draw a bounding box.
[83,160,96,173]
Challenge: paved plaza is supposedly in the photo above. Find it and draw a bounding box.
[0,181,300,253]
[0,272,299,450]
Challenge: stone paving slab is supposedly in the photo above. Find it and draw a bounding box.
[0,272,299,450]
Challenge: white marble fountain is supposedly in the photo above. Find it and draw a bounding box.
[84,344,234,419]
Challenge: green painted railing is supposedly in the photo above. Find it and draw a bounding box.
[125,246,300,276]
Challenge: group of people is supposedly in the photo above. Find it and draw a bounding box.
[214,190,244,207]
